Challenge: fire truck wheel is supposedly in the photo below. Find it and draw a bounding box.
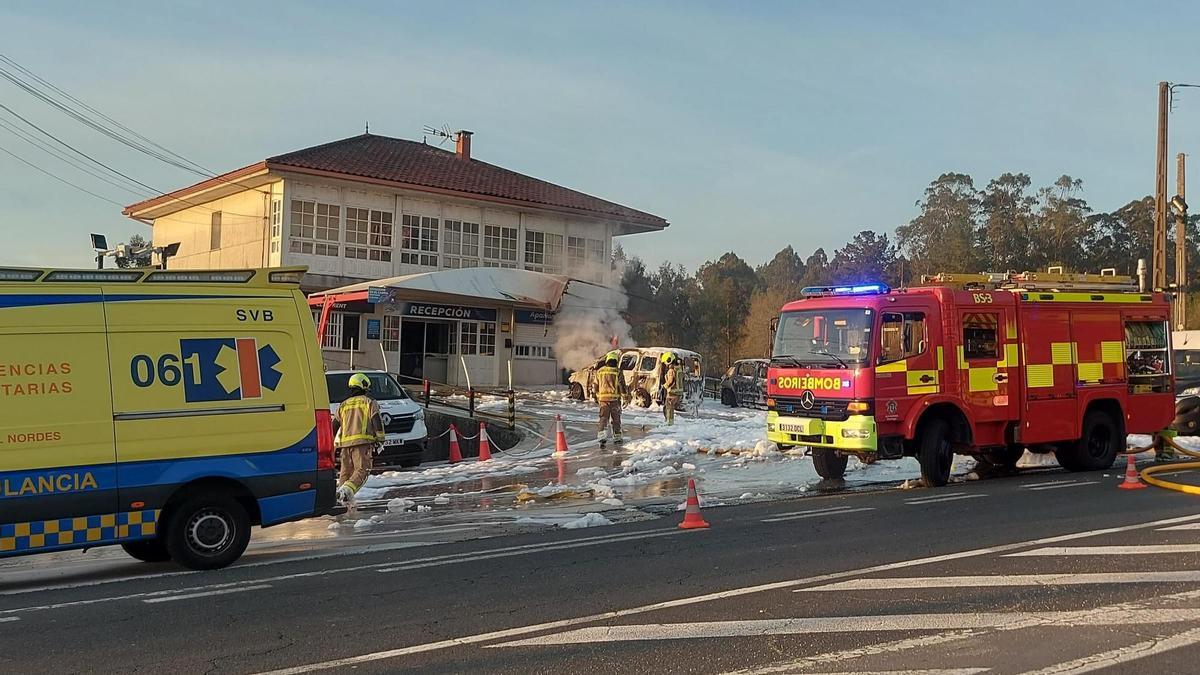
[917,417,953,487]
[1057,410,1119,472]
[812,447,848,479]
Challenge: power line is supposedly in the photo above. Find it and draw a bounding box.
[0,115,154,197]
[0,141,124,206]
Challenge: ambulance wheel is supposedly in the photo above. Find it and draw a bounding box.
[634,389,652,408]
[121,538,171,563]
[569,382,585,401]
[917,417,953,487]
[812,448,848,479]
[1057,410,1119,472]
[164,493,251,570]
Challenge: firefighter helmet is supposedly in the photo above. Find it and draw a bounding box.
[348,373,372,391]
[661,352,676,364]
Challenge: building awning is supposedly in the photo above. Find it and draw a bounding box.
[308,267,600,312]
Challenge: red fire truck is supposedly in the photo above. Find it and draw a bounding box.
[766,271,1175,486]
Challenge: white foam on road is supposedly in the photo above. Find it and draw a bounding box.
[798,571,1200,592]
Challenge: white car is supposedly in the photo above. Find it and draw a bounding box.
[326,370,428,469]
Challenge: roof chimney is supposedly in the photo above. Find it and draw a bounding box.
[455,130,473,160]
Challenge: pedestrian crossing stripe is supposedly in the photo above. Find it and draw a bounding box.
[0,510,159,553]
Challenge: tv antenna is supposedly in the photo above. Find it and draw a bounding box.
[422,124,457,147]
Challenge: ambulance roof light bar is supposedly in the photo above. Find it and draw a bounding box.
[801,283,890,298]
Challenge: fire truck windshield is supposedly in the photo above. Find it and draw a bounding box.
[772,308,874,368]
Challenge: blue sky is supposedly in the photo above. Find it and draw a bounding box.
[1,0,1199,271]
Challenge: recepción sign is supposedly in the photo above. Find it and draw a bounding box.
[515,309,556,324]
[401,302,497,322]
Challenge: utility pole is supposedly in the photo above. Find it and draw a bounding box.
[1177,153,1188,328]
[1154,81,1170,290]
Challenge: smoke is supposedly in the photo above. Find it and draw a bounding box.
[554,261,636,371]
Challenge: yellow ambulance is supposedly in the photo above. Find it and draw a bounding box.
[0,267,336,570]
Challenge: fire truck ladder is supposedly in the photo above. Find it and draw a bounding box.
[918,267,1140,293]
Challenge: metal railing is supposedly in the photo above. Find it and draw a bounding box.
[407,377,517,430]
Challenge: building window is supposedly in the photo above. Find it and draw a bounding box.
[483,225,517,267]
[568,236,606,281]
[345,207,370,260]
[480,322,496,356]
[210,211,222,250]
[270,199,282,239]
[290,199,340,256]
[515,344,554,360]
[460,322,479,355]
[401,214,439,267]
[382,315,400,352]
[443,220,480,268]
[525,231,564,274]
[369,210,394,262]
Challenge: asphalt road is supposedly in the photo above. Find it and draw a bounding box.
[3,468,1200,674]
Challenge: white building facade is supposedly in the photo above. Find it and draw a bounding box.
[124,132,667,388]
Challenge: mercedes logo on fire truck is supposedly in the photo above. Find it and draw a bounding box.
[800,390,816,410]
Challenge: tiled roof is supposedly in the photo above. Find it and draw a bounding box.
[266,134,667,227]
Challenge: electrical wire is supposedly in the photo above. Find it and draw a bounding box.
[0,116,154,197]
[0,141,124,205]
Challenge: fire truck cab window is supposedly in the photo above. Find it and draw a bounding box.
[962,314,999,360]
[880,312,926,363]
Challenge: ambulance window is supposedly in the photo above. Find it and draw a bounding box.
[962,313,999,360]
[880,312,926,363]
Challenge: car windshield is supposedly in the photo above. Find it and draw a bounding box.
[773,308,874,367]
[326,373,409,403]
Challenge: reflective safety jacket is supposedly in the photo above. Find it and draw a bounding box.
[595,366,628,402]
[663,364,684,395]
[336,394,386,448]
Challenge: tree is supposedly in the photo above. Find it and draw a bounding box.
[800,247,831,287]
[617,255,656,343]
[733,286,794,361]
[757,246,805,293]
[1086,197,1153,276]
[1032,175,1091,270]
[830,230,899,285]
[895,173,981,277]
[648,262,700,348]
[979,173,1036,271]
[695,252,759,372]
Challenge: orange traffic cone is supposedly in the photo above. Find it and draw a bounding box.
[477,422,493,462]
[447,424,463,464]
[1117,453,1147,490]
[678,478,710,529]
[555,415,569,455]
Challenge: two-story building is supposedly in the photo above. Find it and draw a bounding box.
[123,131,667,387]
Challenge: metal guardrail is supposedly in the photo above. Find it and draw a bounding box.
[402,378,517,430]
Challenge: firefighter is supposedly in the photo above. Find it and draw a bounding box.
[661,352,684,426]
[335,373,386,506]
[596,355,630,448]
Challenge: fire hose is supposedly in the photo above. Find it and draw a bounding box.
[1129,434,1200,496]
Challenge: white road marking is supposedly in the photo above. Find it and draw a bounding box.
[760,504,869,519]
[797,571,1200,592]
[904,494,986,505]
[781,671,988,675]
[1158,522,1200,531]
[143,585,272,604]
[722,631,986,675]
[1007,544,1200,557]
[251,513,1200,675]
[1022,478,1099,487]
[761,507,875,523]
[490,608,1200,646]
[1023,480,1082,488]
[0,527,685,617]
[0,617,18,623]
[1020,625,1200,674]
[376,530,691,572]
